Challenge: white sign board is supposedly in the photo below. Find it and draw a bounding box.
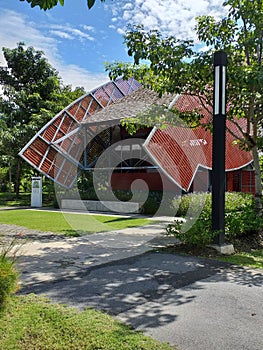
[31,177,42,207]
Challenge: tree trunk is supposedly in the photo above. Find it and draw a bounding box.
[252,145,262,216]
[15,157,22,199]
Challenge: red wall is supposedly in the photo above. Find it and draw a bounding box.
[241,170,255,194]
[111,172,181,193]
[111,169,256,195]
[227,170,255,194]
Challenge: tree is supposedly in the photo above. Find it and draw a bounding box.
[0,42,85,197]
[106,0,263,215]
[19,0,105,10]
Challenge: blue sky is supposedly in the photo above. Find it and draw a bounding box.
[0,0,227,91]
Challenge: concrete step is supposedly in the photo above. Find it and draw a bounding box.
[61,199,140,214]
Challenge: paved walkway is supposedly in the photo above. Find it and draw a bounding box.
[1,210,263,350]
[1,211,177,286]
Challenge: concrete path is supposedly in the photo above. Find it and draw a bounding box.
[1,212,262,350]
[20,252,263,350]
[1,213,177,286]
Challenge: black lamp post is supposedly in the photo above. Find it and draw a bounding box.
[212,51,227,245]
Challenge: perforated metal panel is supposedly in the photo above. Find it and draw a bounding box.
[144,95,253,191]
[20,82,253,190]
[19,77,141,188]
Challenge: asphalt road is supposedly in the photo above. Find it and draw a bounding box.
[20,252,263,350]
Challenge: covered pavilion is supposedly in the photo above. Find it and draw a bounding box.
[19,77,254,195]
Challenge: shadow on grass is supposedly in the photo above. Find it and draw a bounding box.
[0,206,31,211]
[103,217,136,223]
[63,230,94,237]
[102,217,151,230]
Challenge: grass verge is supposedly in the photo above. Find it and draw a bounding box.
[0,294,174,350]
[0,209,150,237]
[216,250,263,269]
[159,242,263,269]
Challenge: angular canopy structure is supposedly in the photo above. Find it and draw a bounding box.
[144,95,253,191]
[19,77,141,188]
[19,78,253,192]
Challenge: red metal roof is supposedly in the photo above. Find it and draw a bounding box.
[19,77,141,188]
[144,95,253,191]
[19,80,253,190]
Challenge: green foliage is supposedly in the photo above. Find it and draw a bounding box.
[0,191,55,207]
[260,154,263,182]
[78,177,175,215]
[0,42,85,196]
[0,235,21,312]
[20,0,106,10]
[141,191,175,215]
[167,192,263,247]
[172,192,209,217]
[78,173,99,201]
[0,294,174,350]
[0,167,9,192]
[0,258,19,312]
[20,0,64,10]
[106,0,263,213]
[141,191,162,215]
[87,0,96,8]
[0,192,30,207]
[167,193,214,247]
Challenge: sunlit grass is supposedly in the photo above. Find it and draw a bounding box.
[0,294,174,350]
[217,250,263,269]
[0,209,150,237]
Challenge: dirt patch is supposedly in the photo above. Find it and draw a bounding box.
[158,231,263,258]
[232,231,263,253]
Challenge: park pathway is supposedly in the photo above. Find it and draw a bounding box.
[1,213,262,350]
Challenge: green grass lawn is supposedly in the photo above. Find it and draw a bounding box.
[216,250,263,269]
[0,192,54,207]
[0,209,150,236]
[0,294,174,350]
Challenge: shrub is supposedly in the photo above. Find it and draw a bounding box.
[172,192,209,217]
[0,167,9,192]
[0,235,21,312]
[140,191,162,215]
[224,192,262,239]
[167,192,263,247]
[167,193,214,247]
[0,258,19,312]
[138,190,175,215]
[79,186,176,215]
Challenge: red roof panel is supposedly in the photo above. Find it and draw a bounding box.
[144,95,253,191]
[19,79,253,189]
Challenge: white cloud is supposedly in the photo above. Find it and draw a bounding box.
[82,25,95,32]
[49,24,95,41]
[0,9,107,92]
[117,28,126,35]
[49,30,74,40]
[0,10,58,66]
[59,64,109,91]
[69,28,95,41]
[110,0,227,41]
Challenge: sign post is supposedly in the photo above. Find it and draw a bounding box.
[212,51,227,246]
[31,177,42,207]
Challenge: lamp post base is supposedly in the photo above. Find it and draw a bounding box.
[208,243,235,255]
